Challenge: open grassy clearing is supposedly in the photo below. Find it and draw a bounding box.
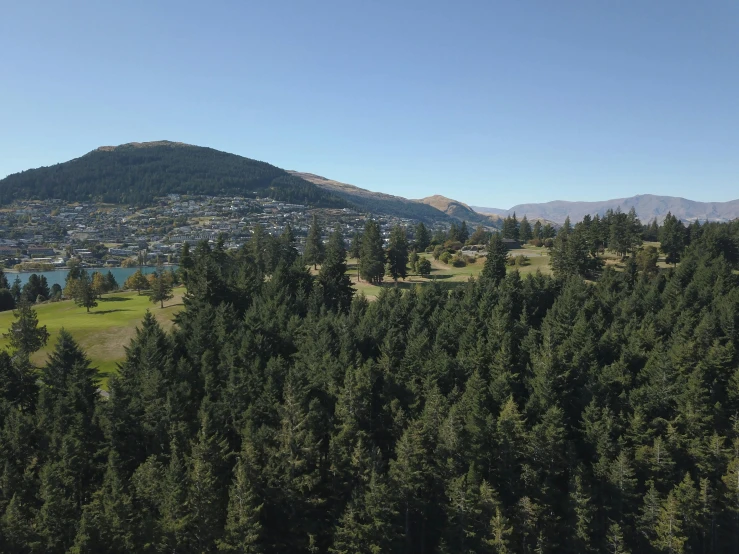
[346,246,553,299]
[0,287,185,387]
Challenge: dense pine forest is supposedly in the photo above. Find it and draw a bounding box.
[2,216,739,553]
[0,142,348,208]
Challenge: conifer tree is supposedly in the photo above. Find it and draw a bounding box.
[70,452,136,553]
[1,492,40,552]
[4,295,49,359]
[532,220,543,240]
[349,231,361,259]
[317,228,354,312]
[187,415,230,552]
[487,506,513,553]
[653,492,687,553]
[481,233,508,287]
[359,219,384,284]
[218,457,263,553]
[159,441,190,551]
[606,520,630,554]
[10,276,22,304]
[390,422,427,552]
[386,225,409,281]
[148,263,174,308]
[414,222,430,251]
[105,270,119,292]
[304,215,325,269]
[660,212,686,266]
[570,472,594,552]
[459,220,470,243]
[37,455,78,552]
[280,222,298,267]
[519,215,532,243]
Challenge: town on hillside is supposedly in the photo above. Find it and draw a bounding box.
[0,194,458,271]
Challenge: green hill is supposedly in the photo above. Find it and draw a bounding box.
[0,141,349,207]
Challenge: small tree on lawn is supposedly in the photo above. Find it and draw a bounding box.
[105,271,119,293]
[4,296,49,358]
[418,258,432,278]
[124,270,149,295]
[149,265,174,308]
[72,270,98,313]
[91,272,107,299]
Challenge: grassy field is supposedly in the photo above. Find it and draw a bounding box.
[346,246,553,299]
[0,287,185,386]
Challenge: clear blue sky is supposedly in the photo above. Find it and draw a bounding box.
[1,1,737,208]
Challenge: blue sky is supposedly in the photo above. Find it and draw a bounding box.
[1,1,737,208]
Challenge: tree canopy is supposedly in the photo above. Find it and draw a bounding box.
[0,220,738,553]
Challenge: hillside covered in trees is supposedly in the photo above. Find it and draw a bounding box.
[0,141,349,208]
[2,216,739,553]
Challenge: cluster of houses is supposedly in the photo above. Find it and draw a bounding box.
[0,195,451,269]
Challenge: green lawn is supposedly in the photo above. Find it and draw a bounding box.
[346,247,553,299]
[0,287,185,387]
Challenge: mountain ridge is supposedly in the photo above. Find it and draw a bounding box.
[473,193,739,224]
[415,194,501,226]
[4,141,738,225]
[289,171,458,224]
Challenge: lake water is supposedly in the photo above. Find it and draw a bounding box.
[7,266,179,289]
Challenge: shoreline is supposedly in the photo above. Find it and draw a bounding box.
[5,263,177,274]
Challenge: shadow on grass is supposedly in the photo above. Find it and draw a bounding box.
[427,273,455,280]
[90,309,132,315]
[99,296,132,302]
[372,278,471,292]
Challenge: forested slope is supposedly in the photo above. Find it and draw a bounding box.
[2,221,739,553]
[0,141,349,207]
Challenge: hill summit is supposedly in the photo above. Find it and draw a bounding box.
[0,142,347,207]
[94,140,194,152]
[417,195,500,226]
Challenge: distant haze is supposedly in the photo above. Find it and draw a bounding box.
[473,194,739,224]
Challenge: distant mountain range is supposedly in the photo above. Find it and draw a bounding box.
[2,141,736,226]
[473,194,739,224]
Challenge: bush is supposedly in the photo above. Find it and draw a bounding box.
[451,253,467,267]
[529,238,543,247]
[514,255,530,267]
[418,258,432,277]
[432,246,444,260]
[439,251,452,264]
[443,240,464,252]
[544,238,554,248]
